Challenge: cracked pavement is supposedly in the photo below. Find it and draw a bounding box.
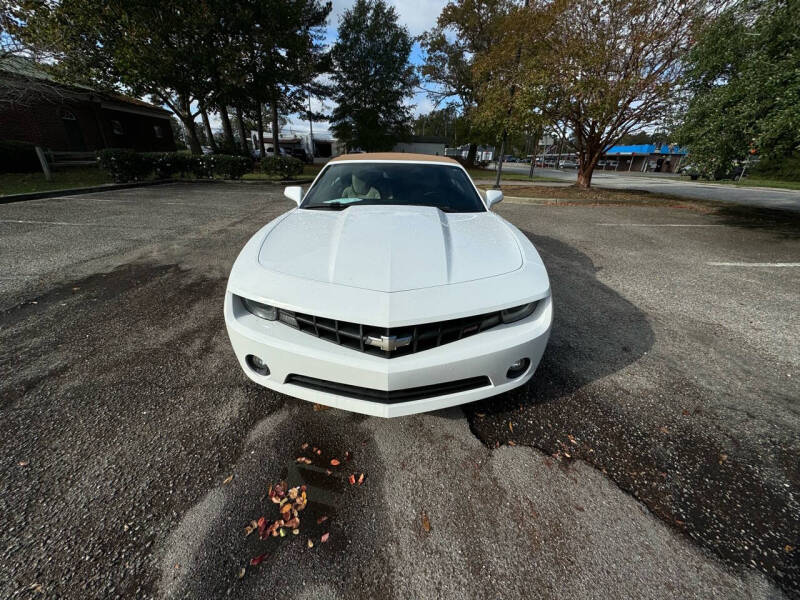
[0,183,797,599]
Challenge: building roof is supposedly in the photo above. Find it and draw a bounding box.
[605,144,687,155]
[330,152,459,164]
[1,56,170,116]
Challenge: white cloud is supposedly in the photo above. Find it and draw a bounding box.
[328,0,446,36]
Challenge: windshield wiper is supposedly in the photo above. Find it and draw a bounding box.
[304,202,349,211]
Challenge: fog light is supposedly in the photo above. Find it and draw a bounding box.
[246,354,270,376]
[506,358,530,379]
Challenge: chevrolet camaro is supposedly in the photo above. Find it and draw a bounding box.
[224,153,552,417]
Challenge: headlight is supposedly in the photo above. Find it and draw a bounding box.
[240,296,277,320]
[501,302,537,324]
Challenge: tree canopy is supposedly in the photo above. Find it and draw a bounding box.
[675,0,800,179]
[329,0,416,152]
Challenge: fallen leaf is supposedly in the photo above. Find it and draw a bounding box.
[659,426,669,434]
[313,403,329,411]
[348,474,356,485]
[238,567,246,579]
[421,511,431,533]
[476,412,485,418]
[785,545,795,552]
[292,529,300,535]
[72,287,80,291]
[222,474,234,485]
[508,422,514,433]
[288,487,299,500]
[250,554,267,566]
[18,460,29,467]
[301,442,309,450]
[316,449,322,455]
[28,583,44,594]
[317,515,329,524]
[357,473,365,485]
[326,469,333,476]
[507,440,516,446]
[567,434,577,445]
[279,528,287,537]
[321,532,330,543]
[345,451,352,461]
[245,520,258,537]
[307,539,314,548]
[330,459,340,466]
[682,409,690,416]
[718,453,728,465]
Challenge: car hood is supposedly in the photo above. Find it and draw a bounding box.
[257,206,523,292]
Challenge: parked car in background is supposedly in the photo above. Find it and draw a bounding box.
[290,148,311,163]
[252,145,289,159]
[225,153,553,417]
[559,160,578,169]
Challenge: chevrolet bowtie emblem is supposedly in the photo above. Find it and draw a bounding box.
[364,334,413,352]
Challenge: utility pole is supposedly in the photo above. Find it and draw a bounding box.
[307,92,315,160]
[494,0,528,189]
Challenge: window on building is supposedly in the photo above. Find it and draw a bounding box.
[153,124,164,139]
[111,119,124,135]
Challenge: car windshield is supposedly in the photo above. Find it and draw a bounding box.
[300,163,486,213]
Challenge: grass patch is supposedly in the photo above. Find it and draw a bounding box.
[707,177,800,191]
[486,184,711,210]
[466,167,564,183]
[0,167,113,196]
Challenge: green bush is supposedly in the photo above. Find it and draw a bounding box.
[0,140,42,174]
[96,148,153,182]
[210,154,252,179]
[751,154,800,181]
[97,149,255,181]
[260,155,304,179]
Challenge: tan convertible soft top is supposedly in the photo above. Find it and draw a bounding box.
[329,152,459,165]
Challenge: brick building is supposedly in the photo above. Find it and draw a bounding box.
[0,57,176,153]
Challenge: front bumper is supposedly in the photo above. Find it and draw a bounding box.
[224,292,552,417]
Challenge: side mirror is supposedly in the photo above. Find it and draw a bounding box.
[485,189,503,209]
[284,186,303,206]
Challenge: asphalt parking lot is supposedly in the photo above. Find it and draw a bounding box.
[1,183,798,599]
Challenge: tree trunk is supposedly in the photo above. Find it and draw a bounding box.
[199,104,218,153]
[256,103,266,157]
[219,107,235,151]
[270,98,280,157]
[466,143,478,167]
[235,106,249,156]
[493,130,507,189]
[577,150,600,188]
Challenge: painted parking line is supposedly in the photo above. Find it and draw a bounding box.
[595,223,726,227]
[707,262,800,267]
[0,219,87,226]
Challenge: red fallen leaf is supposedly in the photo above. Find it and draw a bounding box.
[250,554,268,566]
[316,449,322,455]
[321,532,330,543]
[357,473,365,485]
[348,474,356,485]
[317,515,328,524]
[330,459,340,466]
[257,517,268,538]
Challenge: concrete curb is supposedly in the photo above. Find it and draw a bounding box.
[0,177,315,204]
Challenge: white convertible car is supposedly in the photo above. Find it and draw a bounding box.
[224,153,552,417]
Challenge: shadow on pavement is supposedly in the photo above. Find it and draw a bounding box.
[466,233,799,596]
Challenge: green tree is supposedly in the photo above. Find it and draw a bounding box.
[479,0,705,187]
[675,0,800,179]
[329,0,416,152]
[419,0,514,164]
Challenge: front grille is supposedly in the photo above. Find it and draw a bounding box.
[276,308,503,358]
[284,374,491,403]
